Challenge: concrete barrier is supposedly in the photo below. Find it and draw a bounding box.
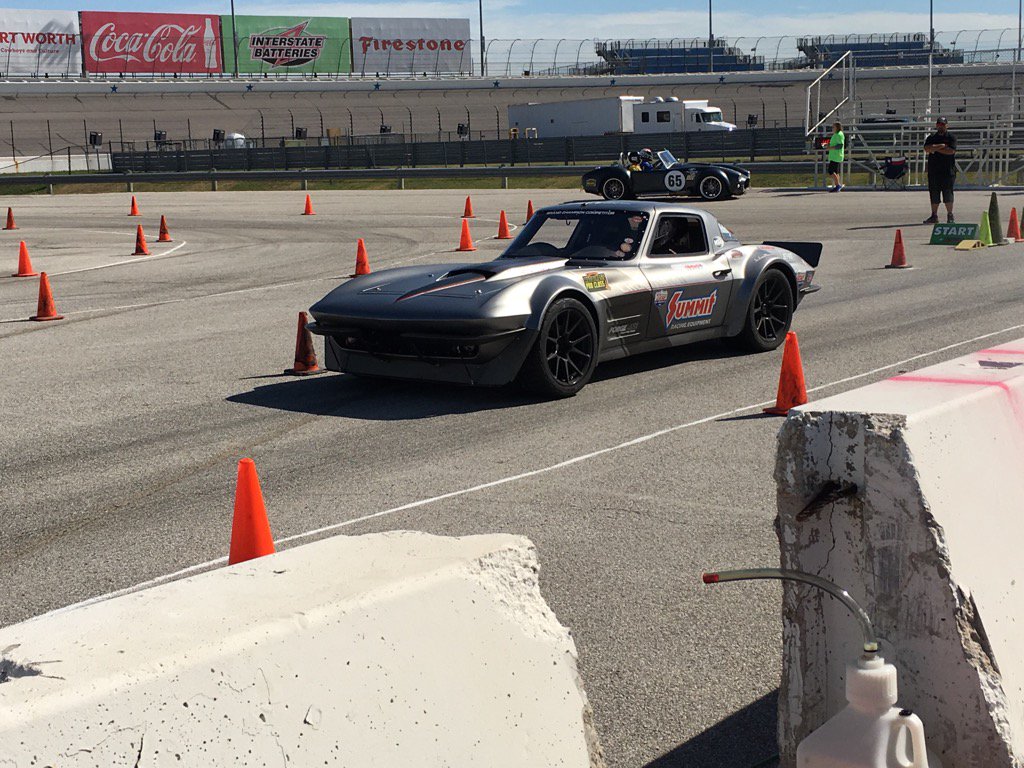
[0,531,602,767]
[774,337,1024,767]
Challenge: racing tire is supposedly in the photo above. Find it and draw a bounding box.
[601,177,630,201]
[697,174,728,201]
[517,297,598,398]
[733,269,794,353]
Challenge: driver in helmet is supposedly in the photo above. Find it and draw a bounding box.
[626,151,642,172]
[639,148,655,171]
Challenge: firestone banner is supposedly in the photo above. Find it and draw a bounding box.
[350,18,471,75]
[80,11,222,74]
[221,15,350,74]
[0,9,81,76]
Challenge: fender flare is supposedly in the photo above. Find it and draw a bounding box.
[723,257,797,337]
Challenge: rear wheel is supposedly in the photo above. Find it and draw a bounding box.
[518,297,598,398]
[734,269,793,352]
[601,177,629,200]
[698,174,728,201]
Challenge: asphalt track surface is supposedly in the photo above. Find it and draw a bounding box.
[2,186,1023,767]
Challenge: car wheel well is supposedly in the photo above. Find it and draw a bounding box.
[764,264,797,303]
[550,289,600,336]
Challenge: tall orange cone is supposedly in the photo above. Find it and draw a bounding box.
[352,238,371,276]
[457,218,476,251]
[496,210,512,239]
[462,195,475,218]
[763,331,808,415]
[884,228,910,269]
[302,194,316,215]
[128,195,140,216]
[228,458,275,565]
[3,207,17,230]
[1008,207,1022,242]
[30,272,63,321]
[158,215,173,242]
[11,241,37,277]
[526,200,535,222]
[285,311,320,375]
[133,224,150,256]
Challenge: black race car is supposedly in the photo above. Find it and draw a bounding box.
[582,149,750,202]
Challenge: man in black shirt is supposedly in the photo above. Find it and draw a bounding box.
[923,117,957,224]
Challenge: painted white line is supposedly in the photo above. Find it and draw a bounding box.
[32,319,1024,621]
[51,241,187,276]
[77,229,139,238]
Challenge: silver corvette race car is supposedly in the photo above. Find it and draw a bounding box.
[308,201,820,397]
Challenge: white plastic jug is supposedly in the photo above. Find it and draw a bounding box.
[797,654,940,768]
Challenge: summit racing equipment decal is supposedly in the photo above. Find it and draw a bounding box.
[249,21,325,67]
[664,288,717,329]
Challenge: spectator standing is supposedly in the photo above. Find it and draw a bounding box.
[923,116,957,223]
[827,121,845,192]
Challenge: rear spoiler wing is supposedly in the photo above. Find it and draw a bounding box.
[762,241,822,268]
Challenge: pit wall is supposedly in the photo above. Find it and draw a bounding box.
[774,337,1024,767]
[0,531,602,767]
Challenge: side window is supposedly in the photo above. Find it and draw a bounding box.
[640,111,650,123]
[649,215,708,257]
[657,111,671,123]
[692,114,700,123]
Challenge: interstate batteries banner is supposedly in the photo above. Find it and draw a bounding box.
[0,9,81,76]
[80,11,222,74]
[221,15,351,74]
[350,18,471,75]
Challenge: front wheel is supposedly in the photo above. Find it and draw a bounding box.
[698,174,728,201]
[517,297,598,398]
[733,269,794,352]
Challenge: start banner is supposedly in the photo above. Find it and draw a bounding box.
[80,11,222,74]
[221,15,351,74]
[0,9,81,76]
[350,18,472,75]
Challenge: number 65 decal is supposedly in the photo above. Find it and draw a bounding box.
[664,170,686,191]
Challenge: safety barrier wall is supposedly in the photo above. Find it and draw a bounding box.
[0,531,600,766]
[774,338,1024,767]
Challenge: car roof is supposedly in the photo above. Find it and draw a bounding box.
[538,200,713,217]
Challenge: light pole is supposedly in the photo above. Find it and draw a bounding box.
[229,0,239,78]
[708,0,714,74]
[927,0,934,115]
[479,0,486,77]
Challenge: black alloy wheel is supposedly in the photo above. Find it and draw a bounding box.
[602,177,627,200]
[698,175,727,201]
[736,269,793,352]
[518,297,598,397]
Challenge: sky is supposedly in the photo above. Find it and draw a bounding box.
[8,0,1024,41]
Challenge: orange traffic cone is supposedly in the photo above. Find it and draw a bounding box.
[302,194,316,215]
[228,458,275,565]
[352,238,371,276]
[458,218,476,251]
[285,311,320,376]
[497,210,512,239]
[4,207,17,230]
[158,215,172,242]
[1008,207,1022,242]
[763,331,808,416]
[133,224,150,256]
[526,200,535,222]
[128,195,140,216]
[11,241,37,277]
[462,195,476,218]
[30,272,63,321]
[885,229,910,269]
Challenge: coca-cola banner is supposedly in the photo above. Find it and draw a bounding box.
[0,9,81,76]
[350,18,471,75]
[81,11,222,74]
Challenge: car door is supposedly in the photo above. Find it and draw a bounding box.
[640,214,735,339]
[630,166,670,196]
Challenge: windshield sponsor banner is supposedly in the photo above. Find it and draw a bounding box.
[81,11,222,74]
[221,15,350,74]
[0,10,81,75]
[350,18,471,75]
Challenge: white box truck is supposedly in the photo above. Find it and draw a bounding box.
[507,95,735,138]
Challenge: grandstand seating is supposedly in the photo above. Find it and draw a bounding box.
[595,39,765,75]
[796,34,963,68]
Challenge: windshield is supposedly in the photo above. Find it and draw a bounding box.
[501,210,650,261]
[657,149,678,167]
[701,110,724,123]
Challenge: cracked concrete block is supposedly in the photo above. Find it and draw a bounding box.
[0,531,603,768]
[775,338,1024,768]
